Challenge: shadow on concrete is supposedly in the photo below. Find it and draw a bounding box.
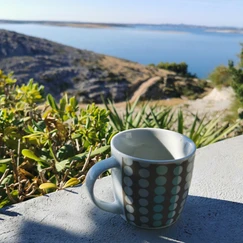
[0,205,22,220]
[18,195,243,243]
[63,188,79,194]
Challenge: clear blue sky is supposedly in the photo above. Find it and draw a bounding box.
[0,0,242,27]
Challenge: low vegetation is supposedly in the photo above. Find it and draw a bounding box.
[149,61,197,78]
[208,65,232,88]
[0,71,112,208]
[0,70,239,208]
[208,44,243,119]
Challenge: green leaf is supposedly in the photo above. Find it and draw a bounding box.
[70,96,77,109]
[22,149,44,162]
[70,152,87,162]
[189,114,199,139]
[133,105,146,128]
[177,110,184,134]
[90,145,110,157]
[0,164,7,174]
[63,178,80,188]
[0,197,11,208]
[39,182,57,190]
[71,133,81,139]
[47,94,59,110]
[150,107,160,128]
[0,158,12,164]
[1,174,13,185]
[55,160,69,172]
[59,95,67,112]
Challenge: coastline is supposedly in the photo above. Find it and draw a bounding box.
[205,29,243,34]
[42,22,116,29]
[0,20,243,34]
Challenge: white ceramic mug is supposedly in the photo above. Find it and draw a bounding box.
[85,128,196,229]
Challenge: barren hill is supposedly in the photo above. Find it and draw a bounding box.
[0,29,208,103]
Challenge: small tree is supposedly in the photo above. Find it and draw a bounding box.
[209,65,232,88]
[229,60,243,103]
[228,44,243,104]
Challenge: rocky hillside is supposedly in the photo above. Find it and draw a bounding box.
[0,29,208,103]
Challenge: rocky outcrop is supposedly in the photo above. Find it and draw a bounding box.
[0,29,207,103]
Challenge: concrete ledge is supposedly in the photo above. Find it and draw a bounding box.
[1,135,243,242]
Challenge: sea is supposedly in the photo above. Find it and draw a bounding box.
[0,23,243,79]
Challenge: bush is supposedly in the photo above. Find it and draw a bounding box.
[155,62,197,78]
[0,70,239,208]
[208,65,232,88]
[103,98,238,148]
[229,60,243,104]
[0,71,112,208]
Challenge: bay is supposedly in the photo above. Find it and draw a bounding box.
[0,23,242,78]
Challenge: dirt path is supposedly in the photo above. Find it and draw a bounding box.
[112,86,236,121]
[184,87,235,116]
[130,76,161,103]
[81,81,235,121]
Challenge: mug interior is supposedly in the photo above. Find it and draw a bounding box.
[112,128,196,162]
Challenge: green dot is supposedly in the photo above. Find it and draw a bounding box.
[184,182,190,190]
[153,221,162,227]
[124,166,133,176]
[171,186,181,195]
[139,179,149,188]
[155,176,167,186]
[139,169,150,178]
[124,186,133,196]
[180,199,186,208]
[139,207,149,215]
[124,176,133,186]
[183,190,188,199]
[154,187,166,195]
[124,158,133,166]
[153,205,163,212]
[127,213,135,221]
[168,211,176,218]
[186,173,192,182]
[169,203,178,211]
[173,166,183,175]
[166,219,174,225]
[187,163,193,172]
[172,176,182,185]
[154,195,165,203]
[140,216,149,223]
[170,195,179,203]
[153,213,163,220]
[139,198,148,206]
[139,189,149,197]
[156,166,168,175]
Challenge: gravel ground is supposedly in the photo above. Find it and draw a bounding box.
[183,87,235,116]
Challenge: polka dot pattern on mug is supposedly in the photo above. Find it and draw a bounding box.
[121,156,194,228]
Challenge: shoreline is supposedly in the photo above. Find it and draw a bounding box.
[0,20,243,34]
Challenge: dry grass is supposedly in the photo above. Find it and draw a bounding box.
[98,55,172,85]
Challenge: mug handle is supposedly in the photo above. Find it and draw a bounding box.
[85,157,122,214]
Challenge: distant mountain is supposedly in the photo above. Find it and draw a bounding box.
[0,19,242,33]
[0,29,208,103]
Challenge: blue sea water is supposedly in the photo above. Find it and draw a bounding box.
[0,23,242,78]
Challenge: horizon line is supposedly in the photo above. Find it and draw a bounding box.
[0,19,242,29]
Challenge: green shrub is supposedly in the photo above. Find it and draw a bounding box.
[0,71,112,208]
[229,60,243,104]
[209,44,243,106]
[208,65,232,88]
[154,61,197,78]
[103,98,238,148]
[0,70,239,208]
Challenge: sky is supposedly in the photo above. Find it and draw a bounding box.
[0,0,242,27]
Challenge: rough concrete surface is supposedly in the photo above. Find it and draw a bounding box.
[1,135,243,243]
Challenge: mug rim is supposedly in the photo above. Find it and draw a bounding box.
[111,128,196,164]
